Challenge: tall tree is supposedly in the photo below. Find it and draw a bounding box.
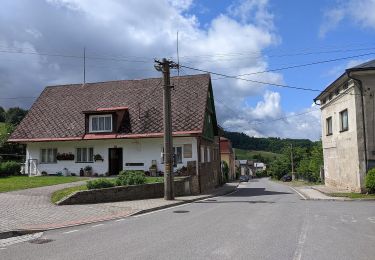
[5,107,27,125]
[0,107,5,122]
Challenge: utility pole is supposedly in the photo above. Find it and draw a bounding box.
[154,58,179,200]
[290,144,295,180]
[83,47,86,84]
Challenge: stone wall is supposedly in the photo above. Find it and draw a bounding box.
[57,177,191,205]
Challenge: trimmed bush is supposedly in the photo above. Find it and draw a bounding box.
[115,170,146,186]
[86,178,115,190]
[0,161,21,176]
[365,168,375,193]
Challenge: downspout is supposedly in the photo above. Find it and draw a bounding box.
[347,71,368,174]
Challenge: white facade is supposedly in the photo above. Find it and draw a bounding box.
[25,137,198,176]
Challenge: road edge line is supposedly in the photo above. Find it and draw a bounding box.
[289,186,307,200]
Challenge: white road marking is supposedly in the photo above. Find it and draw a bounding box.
[0,247,6,250]
[0,232,43,247]
[289,186,307,200]
[292,209,309,260]
[63,229,79,234]
[92,224,104,228]
[368,217,375,224]
[115,219,126,222]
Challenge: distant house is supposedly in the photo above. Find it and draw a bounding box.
[220,137,236,180]
[8,74,221,193]
[253,162,266,172]
[314,59,375,192]
[236,160,253,176]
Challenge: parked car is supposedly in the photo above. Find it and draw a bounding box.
[281,174,292,182]
[239,175,250,182]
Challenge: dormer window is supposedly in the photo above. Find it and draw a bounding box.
[89,114,112,133]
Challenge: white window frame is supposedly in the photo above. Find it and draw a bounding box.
[200,146,205,163]
[326,117,332,136]
[340,109,349,132]
[89,114,112,133]
[76,147,94,163]
[40,148,57,164]
[207,147,211,162]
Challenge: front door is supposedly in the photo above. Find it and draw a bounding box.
[108,148,123,175]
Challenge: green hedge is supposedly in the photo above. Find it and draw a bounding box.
[366,168,375,193]
[86,179,115,190]
[115,170,146,186]
[0,161,21,177]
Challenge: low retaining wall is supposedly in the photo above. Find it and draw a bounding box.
[57,177,191,205]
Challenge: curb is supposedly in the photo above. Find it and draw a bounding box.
[132,184,239,216]
[0,183,239,239]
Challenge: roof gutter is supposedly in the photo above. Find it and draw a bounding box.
[346,70,368,174]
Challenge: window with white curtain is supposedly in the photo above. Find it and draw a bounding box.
[40,148,57,163]
[89,114,112,132]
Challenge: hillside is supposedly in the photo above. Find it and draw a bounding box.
[234,149,281,164]
[224,131,314,154]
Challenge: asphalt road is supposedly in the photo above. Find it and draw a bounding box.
[2,178,375,260]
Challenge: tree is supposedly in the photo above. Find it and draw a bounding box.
[0,107,5,122]
[5,107,27,125]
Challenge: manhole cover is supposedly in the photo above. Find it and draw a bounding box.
[29,238,54,244]
[173,210,189,213]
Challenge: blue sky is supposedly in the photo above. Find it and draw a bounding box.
[1,0,375,140]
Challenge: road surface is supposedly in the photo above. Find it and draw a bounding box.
[2,178,375,260]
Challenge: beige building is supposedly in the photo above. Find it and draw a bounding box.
[220,137,236,180]
[314,60,375,192]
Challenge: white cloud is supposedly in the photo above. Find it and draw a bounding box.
[320,0,375,37]
[0,0,320,140]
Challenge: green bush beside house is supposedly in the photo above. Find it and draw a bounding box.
[365,168,375,193]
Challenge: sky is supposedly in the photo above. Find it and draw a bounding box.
[1,0,375,141]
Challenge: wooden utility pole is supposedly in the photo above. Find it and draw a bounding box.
[154,58,178,200]
[291,143,295,180]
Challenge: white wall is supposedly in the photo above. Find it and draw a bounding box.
[25,137,198,176]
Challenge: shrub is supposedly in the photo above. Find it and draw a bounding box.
[86,178,115,190]
[116,170,146,186]
[256,170,268,178]
[365,168,375,193]
[221,161,229,182]
[0,161,21,176]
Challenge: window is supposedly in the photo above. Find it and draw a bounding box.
[328,94,333,100]
[207,147,211,162]
[335,88,340,95]
[326,117,332,136]
[125,163,144,166]
[183,144,192,158]
[175,147,182,164]
[340,109,349,132]
[40,148,57,163]
[321,98,326,105]
[160,146,182,164]
[208,114,211,123]
[200,146,205,162]
[76,148,94,163]
[89,114,112,132]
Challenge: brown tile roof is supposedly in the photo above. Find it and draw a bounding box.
[9,74,211,142]
[220,137,233,154]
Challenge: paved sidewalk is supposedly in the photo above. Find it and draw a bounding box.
[0,181,238,233]
[292,185,350,201]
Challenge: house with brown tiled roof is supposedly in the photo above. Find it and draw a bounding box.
[9,74,221,193]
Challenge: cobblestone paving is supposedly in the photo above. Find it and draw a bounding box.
[0,181,238,233]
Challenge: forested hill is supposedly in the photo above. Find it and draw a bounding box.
[224,131,314,154]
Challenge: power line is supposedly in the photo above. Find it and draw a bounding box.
[180,64,362,96]
[235,52,375,77]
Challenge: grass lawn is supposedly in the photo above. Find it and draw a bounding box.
[234,148,281,161]
[0,176,88,193]
[329,192,375,199]
[272,179,321,187]
[51,176,165,204]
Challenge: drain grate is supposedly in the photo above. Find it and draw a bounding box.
[173,210,189,213]
[29,238,54,244]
